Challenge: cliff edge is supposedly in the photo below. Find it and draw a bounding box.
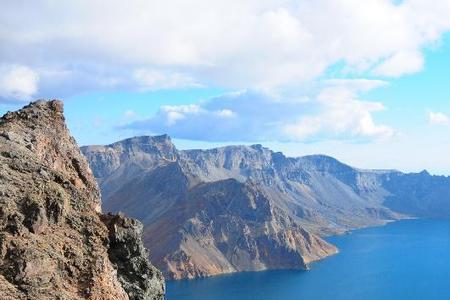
[0,100,164,299]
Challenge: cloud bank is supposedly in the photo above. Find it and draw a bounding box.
[123,80,393,142]
[1,0,450,101]
[2,0,449,145]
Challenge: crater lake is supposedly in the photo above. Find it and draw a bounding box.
[167,219,450,300]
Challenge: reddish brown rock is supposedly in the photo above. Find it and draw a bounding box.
[0,100,164,299]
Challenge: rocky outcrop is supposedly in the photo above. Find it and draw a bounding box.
[82,135,450,280]
[101,213,165,299]
[0,101,164,299]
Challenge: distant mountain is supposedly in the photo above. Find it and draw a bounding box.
[82,135,450,279]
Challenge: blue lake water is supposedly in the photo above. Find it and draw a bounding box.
[167,219,450,300]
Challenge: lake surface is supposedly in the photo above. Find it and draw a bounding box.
[167,219,450,300]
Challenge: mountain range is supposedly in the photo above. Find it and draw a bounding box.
[82,135,450,280]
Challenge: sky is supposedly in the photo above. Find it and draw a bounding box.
[0,0,450,174]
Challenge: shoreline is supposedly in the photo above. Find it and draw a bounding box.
[166,217,421,282]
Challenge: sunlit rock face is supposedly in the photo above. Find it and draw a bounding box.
[0,101,164,299]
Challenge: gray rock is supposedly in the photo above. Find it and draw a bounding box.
[101,213,165,300]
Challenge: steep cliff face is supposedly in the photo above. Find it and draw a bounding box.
[143,179,336,279]
[0,101,164,299]
[82,135,450,280]
[81,138,351,279]
[82,138,338,279]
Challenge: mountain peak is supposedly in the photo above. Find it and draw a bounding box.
[81,134,178,180]
[1,99,98,202]
[106,134,175,150]
[2,100,63,123]
[419,169,430,175]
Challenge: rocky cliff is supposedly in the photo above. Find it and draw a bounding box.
[0,101,164,299]
[143,178,336,279]
[82,135,450,280]
[82,137,338,279]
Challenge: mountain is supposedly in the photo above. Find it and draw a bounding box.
[0,102,164,299]
[82,135,450,279]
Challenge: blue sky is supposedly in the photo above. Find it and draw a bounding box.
[1,1,449,174]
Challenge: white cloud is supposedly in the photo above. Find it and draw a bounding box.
[161,104,202,125]
[324,79,388,92]
[122,80,393,142]
[0,65,39,101]
[1,0,450,98]
[216,109,235,118]
[428,111,450,126]
[283,80,394,140]
[2,0,449,146]
[132,69,201,90]
[373,50,424,77]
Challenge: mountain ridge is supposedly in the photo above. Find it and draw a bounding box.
[84,135,430,177]
[82,134,450,280]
